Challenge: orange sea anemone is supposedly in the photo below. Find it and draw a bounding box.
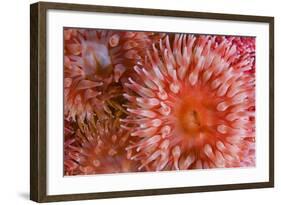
[64,29,161,122]
[123,34,255,171]
[64,114,139,175]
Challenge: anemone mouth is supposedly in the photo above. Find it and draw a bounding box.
[172,81,231,156]
[83,41,114,77]
[175,85,214,134]
[179,109,201,133]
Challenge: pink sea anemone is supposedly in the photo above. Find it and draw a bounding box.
[123,34,255,171]
[64,29,161,122]
[64,114,139,175]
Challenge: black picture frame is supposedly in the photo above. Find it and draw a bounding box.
[30,1,274,202]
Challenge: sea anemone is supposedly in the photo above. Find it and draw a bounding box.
[123,34,255,171]
[64,29,161,122]
[64,112,139,175]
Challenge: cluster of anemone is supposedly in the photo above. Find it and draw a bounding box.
[64,28,255,175]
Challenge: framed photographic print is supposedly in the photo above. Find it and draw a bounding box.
[30,1,274,202]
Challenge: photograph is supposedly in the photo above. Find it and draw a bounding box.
[63,28,256,176]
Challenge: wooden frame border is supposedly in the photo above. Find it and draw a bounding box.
[30,1,274,202]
